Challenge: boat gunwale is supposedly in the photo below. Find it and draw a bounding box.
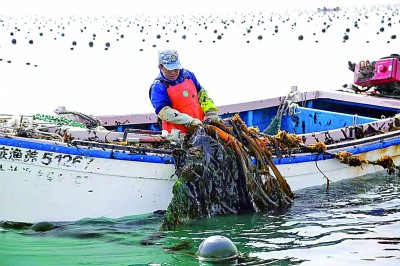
[95,90,400,126]
[1,128,400,166]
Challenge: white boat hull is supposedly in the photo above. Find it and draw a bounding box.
[0,144,177,223]
[280,145,400,191]
[1,139,398,223]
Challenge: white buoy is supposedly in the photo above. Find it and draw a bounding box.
[196,235,238,263]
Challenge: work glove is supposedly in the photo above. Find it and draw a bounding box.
[158,106,194,125]
[204,110,219,121]
[198,88,218,114]
[158,106,202,128]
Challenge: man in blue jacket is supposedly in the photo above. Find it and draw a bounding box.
[149,49,219,133]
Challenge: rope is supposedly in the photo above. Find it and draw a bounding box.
[263,88,300,135]
[314,158,332,191]
[54,110,102,129]
[353,114,358,126]
[33,114,87,128]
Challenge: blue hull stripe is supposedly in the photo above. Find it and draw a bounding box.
[1,136,399,166]
[0,138,174,164]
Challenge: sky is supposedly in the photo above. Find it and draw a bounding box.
[1,0,400,116]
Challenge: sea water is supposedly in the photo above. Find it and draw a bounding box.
[1,172,399,265]
[1,1,400,265]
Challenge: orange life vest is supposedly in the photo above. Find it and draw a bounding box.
[162,79,204,133]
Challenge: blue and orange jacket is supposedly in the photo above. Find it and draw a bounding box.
[149,69,204,132]
[149,69,203,114]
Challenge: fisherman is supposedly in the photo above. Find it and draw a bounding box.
[149,49,219,134]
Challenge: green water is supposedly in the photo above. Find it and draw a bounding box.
[1,172,399,265]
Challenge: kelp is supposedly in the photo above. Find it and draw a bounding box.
[373,155,396,174]
[335,151,397,174]
[161,115,294,230]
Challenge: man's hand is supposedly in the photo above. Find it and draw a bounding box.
[189,118,202,126]
[204,110,219,121]
[166,129,181,142]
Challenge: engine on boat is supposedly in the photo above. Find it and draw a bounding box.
[349,53,400,96]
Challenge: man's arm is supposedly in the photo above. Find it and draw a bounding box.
[158,106,202,126]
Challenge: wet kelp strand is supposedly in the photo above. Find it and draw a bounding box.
[161,115,294,230]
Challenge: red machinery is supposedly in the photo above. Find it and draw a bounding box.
[351,54,400,95]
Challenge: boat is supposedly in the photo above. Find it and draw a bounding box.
[1,87,400,224]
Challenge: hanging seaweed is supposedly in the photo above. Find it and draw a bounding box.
[373,155,397,174]
[305,142,327,154]
[161,115,294,230]
[304,145,398,175]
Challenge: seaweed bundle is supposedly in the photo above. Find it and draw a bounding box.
[161,115,294,230]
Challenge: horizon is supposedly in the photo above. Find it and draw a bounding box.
[2,0,400,16]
